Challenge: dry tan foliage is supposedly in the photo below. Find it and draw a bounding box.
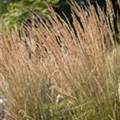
[0,1,119,119]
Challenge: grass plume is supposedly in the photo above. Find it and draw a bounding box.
[0,0,120,119]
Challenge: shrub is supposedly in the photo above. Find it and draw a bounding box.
[0,0,120,119]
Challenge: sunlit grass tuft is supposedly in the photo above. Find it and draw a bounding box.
[0,1,120,120]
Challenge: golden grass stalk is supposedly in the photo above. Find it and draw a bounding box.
[0,0,119,119]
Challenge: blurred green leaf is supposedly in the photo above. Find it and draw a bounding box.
[0,0,60,29]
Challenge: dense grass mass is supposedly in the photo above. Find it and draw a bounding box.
[0,1,120,120]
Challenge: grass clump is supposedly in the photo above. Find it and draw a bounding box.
[0,0,120,120]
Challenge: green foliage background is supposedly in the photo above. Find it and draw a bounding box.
[0,0,59,28]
